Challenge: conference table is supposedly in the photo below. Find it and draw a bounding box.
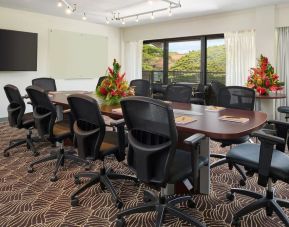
[50,91,267,195]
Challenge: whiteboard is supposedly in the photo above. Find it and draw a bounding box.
[48,29,108,79]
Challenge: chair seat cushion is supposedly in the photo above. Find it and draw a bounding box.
[278,106,289,114]
[53,120,71,138]
[168,149,208,184]
[22,112,34,128]
[100,131,128,156]
[227,143,289,182]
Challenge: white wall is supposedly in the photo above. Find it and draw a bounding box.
[0,6,121,118]
[123,4,289,63]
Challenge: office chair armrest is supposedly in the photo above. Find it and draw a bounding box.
[252,130,285,145]
[184,133,206,146]
[193,91,205,98]
[267,120,289,128]
[252,130,285,187]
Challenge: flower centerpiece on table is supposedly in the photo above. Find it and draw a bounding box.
[96,59,134,105]
[246,55,284,96]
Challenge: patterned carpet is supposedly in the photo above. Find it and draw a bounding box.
[0,122,289,227]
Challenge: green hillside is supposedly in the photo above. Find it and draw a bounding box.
[143,44,226,73]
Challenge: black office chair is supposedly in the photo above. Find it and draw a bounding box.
[68,94,138,209]
[152,82,166,100]
[190,83,207,105]
[226,124,289,227]
[130,79,150,97]
[96,76,107,88]
[32,77,57,92]
[205,80,226,106]
[165,84,192,103]
[3,85,39,157]
[26,86,90,182]
[210,86,256,186]
[116,96,207,227]
[278,106,289,122]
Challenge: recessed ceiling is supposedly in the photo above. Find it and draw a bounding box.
[0,0,288,27]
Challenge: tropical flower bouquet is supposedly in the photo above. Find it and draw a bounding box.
[96,59,134,105]
[246,55,284,96]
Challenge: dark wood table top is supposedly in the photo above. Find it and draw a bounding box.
[255,92,286,99]
[50,91,267,140]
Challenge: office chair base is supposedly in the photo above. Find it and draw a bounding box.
[227,188,289,227]
[116,190,204,227]
[28,148,90,181]
[4,135,40,157]
[71,167,138,209]
[210,156,247,186]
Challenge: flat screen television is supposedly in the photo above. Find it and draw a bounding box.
[0,29,38,71]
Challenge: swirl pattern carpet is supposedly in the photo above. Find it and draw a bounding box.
[0,122,288,227]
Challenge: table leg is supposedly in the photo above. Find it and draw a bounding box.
[199,137,210,194]
[56,105,63,121]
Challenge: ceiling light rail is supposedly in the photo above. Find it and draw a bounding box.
[57,0,87,20]
[107,0,181,24]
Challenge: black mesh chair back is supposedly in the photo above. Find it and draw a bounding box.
[121,96,178,185]
[96,76,107,88]
[32,78,57,92]
[4,84,26,128]
[67,94,106,159]
[218,86,255,111]
[206,80,226,105]
[130,79,150,97]
[26,86,57,138]
[165,84,192,103]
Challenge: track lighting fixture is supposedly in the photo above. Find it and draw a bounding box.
[106,0,181,25]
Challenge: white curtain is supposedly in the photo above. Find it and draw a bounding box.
[124,40,143,82]
[276,27,289,120]
[225,30,256,86]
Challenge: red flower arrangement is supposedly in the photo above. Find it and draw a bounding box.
[246,55,284,95]
[96,59,134,105]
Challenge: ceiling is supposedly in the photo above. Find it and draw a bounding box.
[0,0,288,27]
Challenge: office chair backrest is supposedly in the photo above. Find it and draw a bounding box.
[206,80,226,105]
[96,76,107,88]
[165,84,192,103]
[130,79,151,97]
[32,77,57,92]
[67,94,106,160]
[218,86,255,111]
[121,96,178,185]
[26,86,57,138]
[4,84,26,128]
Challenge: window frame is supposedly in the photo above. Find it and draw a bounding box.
[143,33,225,85]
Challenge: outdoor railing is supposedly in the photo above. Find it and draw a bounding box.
[142,70,226,85]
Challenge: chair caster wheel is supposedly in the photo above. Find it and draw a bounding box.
[71,197,79,207]
[33,152,40,157]
[4,152,10,157]
[134,180,140,186]
[50,175,58,182]
[239,179,246,186]
[115,200,124,209]
[100,182,106,190]
[27,144,31,149]
[74,177,81,184]
[226,192,235,201]
[143,195,152,203]
[27,167,34,173]
[187,199,196,208]
[84,164,91,171]
[231,218,241,227]
[116,217,126,227]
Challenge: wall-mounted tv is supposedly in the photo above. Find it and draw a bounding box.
[0,29,38,71]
